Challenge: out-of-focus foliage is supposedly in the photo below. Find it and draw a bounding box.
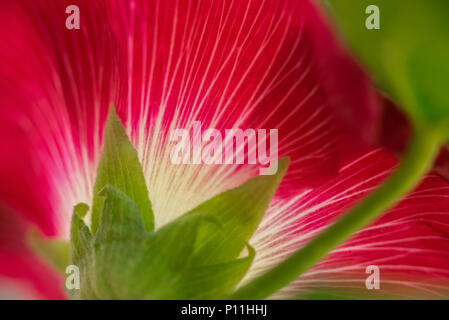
[325,0,449,137]
[28,230,70,273]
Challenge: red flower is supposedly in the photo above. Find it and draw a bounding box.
[0,0,448,299]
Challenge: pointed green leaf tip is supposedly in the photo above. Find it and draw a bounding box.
[91,106,154,233]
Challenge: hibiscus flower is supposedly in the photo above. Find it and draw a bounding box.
[1,0,448,299]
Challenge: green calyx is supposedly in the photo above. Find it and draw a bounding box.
[68,106,289,299]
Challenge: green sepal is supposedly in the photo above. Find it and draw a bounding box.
[70,161,288,300]
[188,158,289,265]
[70,105,289,299]
[127,212,206,299]
[93,185,146,299]
[70,205,95,299]
[91,106,154,234]
[181,245,255,299]
[71,189,252,299]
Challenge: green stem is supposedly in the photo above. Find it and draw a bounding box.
[230,128,441,300]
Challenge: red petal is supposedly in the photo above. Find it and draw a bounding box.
[104,0,383,203]
[108,0,343,192]
[0,0,121,236]
[0,0,380,230]
[250,149,449,298]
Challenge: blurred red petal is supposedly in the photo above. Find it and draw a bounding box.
[0,251,66,300]
[0,0,121,236]
[0,206,65,299]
